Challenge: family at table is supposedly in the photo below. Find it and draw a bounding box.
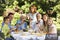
[0,4,57,40]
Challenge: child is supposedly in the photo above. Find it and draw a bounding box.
[45,18,57,40]
[0,16,11,40]
[34,13,44,33]
[36,13,43,26]
[16,14,27,31]
[47,18,57,34]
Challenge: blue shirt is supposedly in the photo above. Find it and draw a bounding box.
[16,20,27,30]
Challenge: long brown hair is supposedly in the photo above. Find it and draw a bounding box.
[29,4,37,13]
[42,14,48,26]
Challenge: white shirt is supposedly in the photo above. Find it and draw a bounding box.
[34,19,44,32]
[28,12,38,22]
[37,19,43,26]
[27,12,38,29]
[48,24,57,34]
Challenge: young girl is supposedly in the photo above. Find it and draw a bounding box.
[45,18,57,40]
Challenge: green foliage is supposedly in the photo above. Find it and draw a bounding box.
[0,0,60,35]
[14,12,20,20]
[21,3,30,13]
[54,4,60,12]
[37,9,43,13]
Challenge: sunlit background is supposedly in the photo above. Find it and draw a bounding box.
[0,0,60,35]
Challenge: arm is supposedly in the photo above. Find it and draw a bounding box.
[24,22,27,29]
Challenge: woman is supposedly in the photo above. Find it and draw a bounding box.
[42,14,48,33]
[43,14,48,26]
[27,4,38,29]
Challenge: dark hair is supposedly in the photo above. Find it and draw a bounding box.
[8,13,14,16]
[47,8,53,10]
[3,16,9,22]
[42,14,48,17]
[42,14,48,26]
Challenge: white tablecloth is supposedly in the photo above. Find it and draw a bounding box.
[11,32,46,40]
[58,36,60,40]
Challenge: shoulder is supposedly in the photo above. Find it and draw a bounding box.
[52,24,56,27]
[2,22,4,26]
[24,22,27,24]
[39,19,43,23]
[17,20,21,22]
[50,24,56,28]
[40,19,43,22]
[16,20,21,24]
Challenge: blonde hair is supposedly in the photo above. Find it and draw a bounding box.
[47,17,53,23]
[36,13,42,18]
[20,14,26,19]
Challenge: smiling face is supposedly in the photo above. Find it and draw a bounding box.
[20,14,26,22]
[36,14,42,21]
[43,14,48,22]
[47,18,53,26]
[9,15,14,21]
[22,16,26,21]
[5,18,10,24]
[4,16,10,24]
[30,5,37,14]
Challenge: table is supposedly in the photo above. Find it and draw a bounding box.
[11,32,46,40]
[58,36,60,40]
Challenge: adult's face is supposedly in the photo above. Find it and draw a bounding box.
[43,15,48,22]
[30,6,37,13]
[9,15,14,21]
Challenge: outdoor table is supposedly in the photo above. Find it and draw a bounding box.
[11,32,46,40]
[58,36,60,40]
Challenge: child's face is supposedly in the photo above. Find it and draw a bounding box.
[21,16,26,21]
[36,14,41,20]
[5,19,10,24]
[43,15,48,21]
[47,19,53,26]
